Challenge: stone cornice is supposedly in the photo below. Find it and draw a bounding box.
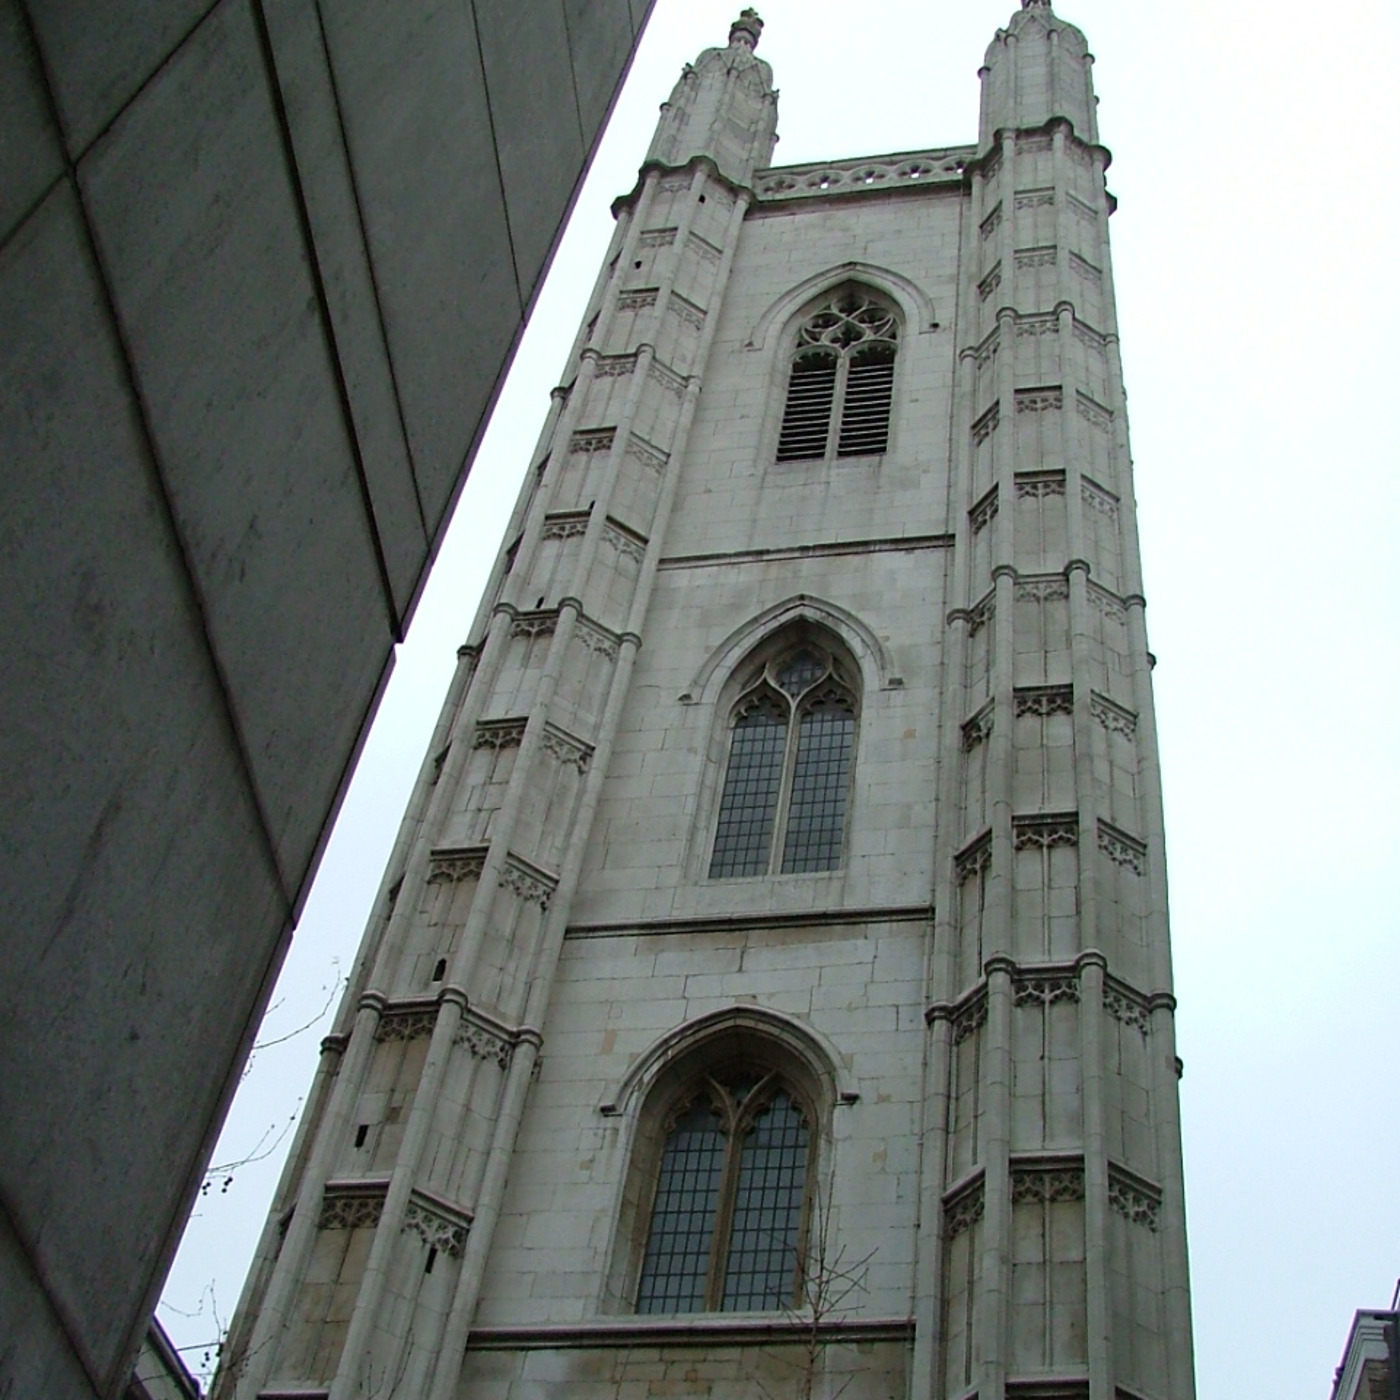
[464,1315,915,1351]
[750,146,974,205]
[566,903,932,940]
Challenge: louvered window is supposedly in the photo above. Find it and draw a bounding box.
[775,292,898,463]
[710,644,857,878]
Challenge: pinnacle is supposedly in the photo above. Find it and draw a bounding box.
[729,8,764,49]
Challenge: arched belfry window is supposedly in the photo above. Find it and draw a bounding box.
[709,641,857,878]
[775,291,898,462]
[636,1068,812,1313]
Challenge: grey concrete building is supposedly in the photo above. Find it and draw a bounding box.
[1330,1306,1399,1400]
[213,4,1196,1397]
[0,0,652,1396]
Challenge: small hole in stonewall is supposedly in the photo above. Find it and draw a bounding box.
[634,260,642,269]
[354,1124,368,1148]
[698,194,706,203]
[432,958,446,981]
[425,1247,437,1275]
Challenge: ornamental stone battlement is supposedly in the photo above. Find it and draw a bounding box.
[753,145,976,202]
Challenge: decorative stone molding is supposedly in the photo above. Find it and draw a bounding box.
[1098,821,1147,875]
[427,845,488,884]
[498,853,558,910]
[1016,471,1066,499]
[541,512,590,541]
[403,1196,470,1258]
[1011,1164,1086,1204]
[473,717,527,751]
[1015,312,1059,337]
[1108,1165,1162,1230]
[570,428,615,454]
[968,590,996,637]
[592,353,636,378]
[1014,970,1081,1008]
[951,991,989,1046]
[973,329,1000,370]
[1018,133,1053,154]
[1103,981,1150,1033]
[944,1178,986,1239]
[970,487,999,535]
[978,264,1003,301]
[510,609,558,640]
[541,724,593,773]
[648,360,686,397]
[1015,187,1055,209]
[1076,391,1113,432]
[982,148,1003,181]
[637,226,677,248]
[602,520,647,565]
[1087,582,1126,622]
[627,434,669,474]
[1014,575,1070,603]
[980,203,1003,240]
[961,702,995,752]
[752,146,971,202]
[972,402,1001,444]
[955,831,993,884]
[1069,251,1103,287]
[1073,319,1107,354]
[573,613,621,661]
[658,175,692,195]
[1089,692,1137,738]
[1015,386,1063,413]
[1081,478,1119,517]
[667,292,706,331]
[1068,192,1097,223]
[1013,814,1079,851]
[1015,684,1073,718]
[375,1004,438,1043]
[318,1187,384,1231]
[618,287,658,311]
[1015,245,1057,270]
[689,231,723,264]
[455,1011,515,1070]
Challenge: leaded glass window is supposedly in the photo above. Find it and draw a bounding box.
[709,645,857,878]
[775,292,898,463]
[636,1073,811,1314]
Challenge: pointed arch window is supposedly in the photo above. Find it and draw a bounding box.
[709,645,857,878]
[636,1070,811,1313]
[775,292,898,462]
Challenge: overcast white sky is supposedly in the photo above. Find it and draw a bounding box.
[161,2,1400,1395]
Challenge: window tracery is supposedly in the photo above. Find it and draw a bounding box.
[709,644,857,878]
[635,1069,811,1314]
[776,291,898,462]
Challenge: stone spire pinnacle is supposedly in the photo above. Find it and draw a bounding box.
[645,9,778,185]
[979,1,1098,149]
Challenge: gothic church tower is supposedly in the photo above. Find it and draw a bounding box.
[215,6,1194,1398]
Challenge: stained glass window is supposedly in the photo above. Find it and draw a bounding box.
[775,292,898,463]
[636,1074,811,1314]
[710,644,857,878]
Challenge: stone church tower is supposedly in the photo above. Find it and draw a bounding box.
[215,5,1194,1397]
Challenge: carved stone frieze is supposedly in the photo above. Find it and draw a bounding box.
[1015,684,1073,718]
[752,146,970,202]
[1098,821,1147,875]
[944,1179,986,1239]
[1016,472,1066,499]
[570,428,615,454]
[627,434,669,474]
[427,846,488,884]
[1082,479,1119,517]
[592,354,636,378]
[952,991,988,1046]
[1014,246,1057,270]
[974,330,1000,370]
[658,175,691,195]
[1069,251,1103,287]
[667,293,706,330]
[980,203,1003,240]
[573,613,621,660]
[618,288,658,311]
[473,717,527,751]
[689,231,723,264]
[1089,692,1137,738]
[510,609,558,640]
[1015,313,1059,338]
[1015,187,1055,209]
[1068,193,1097,224]
[498,854,558,910]
[541,724,593,773]
[1011,1164,1086,1205]
[1015,387,1064,413]
[970,487,999,535]
[1108,1167,1162,1230]
[648,360,686,397]
[1103,983,1150,1033]
[1087,582,1126,622]
[319,1188,384,1231]
[637,226,677,248]
[455,1013,515,1070]
[1073,319,1107,355]
[968,590,996,637]
[961,702,994,752]
[602,521,647,565]
[1076,392,1113,433]
[972,403,1001,445]
[1013,814,1079,851]
[1014,971,1081,1008]
[403,1198,469,1258]
[1014,575,1070,603]
[978,264,1002,301]
[955,832,993,884]
[541,513,590,541]
[375,1005,438,1043]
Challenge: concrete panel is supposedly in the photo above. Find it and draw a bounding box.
[563,0,638,154]
[0,183,290,1392]
[476,0,588,297]
[80,0,394,892]
[24,0,213,152]
[0,0,64,242]
[0,1214,95,1400]
[260,0,429,621]
[321,0,520,537]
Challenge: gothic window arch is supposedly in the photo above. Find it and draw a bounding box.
[633,1062,815,1314]
[709,638,858,878]
[775,290,899,462]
